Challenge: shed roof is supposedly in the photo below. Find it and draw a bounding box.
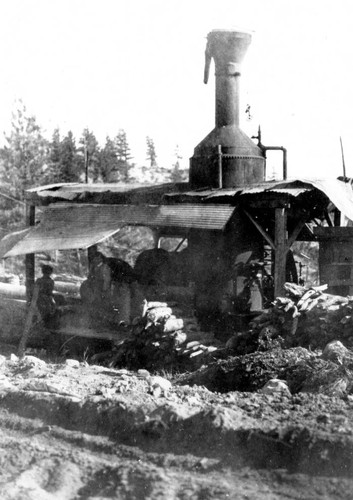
[0,203,236,258]
[164,178,353,221]
[25,178,353,221]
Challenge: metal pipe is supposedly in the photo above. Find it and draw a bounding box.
[204,30,251,128]
[252,127,287,180]
[262,146,287,180]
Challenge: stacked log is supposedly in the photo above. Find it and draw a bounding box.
[108,301,222,371]
[248,283,353,351]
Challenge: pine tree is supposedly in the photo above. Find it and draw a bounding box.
[78,128,100,182]
[43,128,62,184]
[114,129,133,182]
[0,100,49,198]
[146,136,157,168]
[99,136,119,182]
[59,131,81,182]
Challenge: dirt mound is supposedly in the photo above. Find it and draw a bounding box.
[180,344,353,398]
[0,348,353,497]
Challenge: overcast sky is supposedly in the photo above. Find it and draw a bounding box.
[1,0,353,178]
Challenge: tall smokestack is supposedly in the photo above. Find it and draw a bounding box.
[190,29,265,189]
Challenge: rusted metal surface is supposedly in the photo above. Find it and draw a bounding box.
[190,29,265,189]
[164,178,353,221]
[26,182,189,206]
[1,203,236,257]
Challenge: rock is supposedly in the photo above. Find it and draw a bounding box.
[10,354,19,363]
[172,331,187,346]
[20,355,46,368]
[137,369,150,378]
[322,340,350,364]
[0,377,15,391]
[24,380,81,398]
[148,375,172,397]
[65,359,80,368]
[260,379,291,397]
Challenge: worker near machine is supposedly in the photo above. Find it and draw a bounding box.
[81,251,142,325]
[80,251,111,312]
[36,264,57,327]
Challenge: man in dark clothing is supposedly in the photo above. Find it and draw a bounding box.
[36,265,57,327]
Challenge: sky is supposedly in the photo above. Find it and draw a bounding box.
[1,0,353,179]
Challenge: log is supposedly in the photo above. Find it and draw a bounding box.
[18,284,39,357]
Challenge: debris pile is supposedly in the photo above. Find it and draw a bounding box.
[179,346,314,393]
[180,342,353,397]
[107,301,222,371]
[228,283,353,355]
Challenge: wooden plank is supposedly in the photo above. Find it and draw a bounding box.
[325,279,353,287]
[325,262,353,266]
[314,226,353,241]
[274,207,288,297]
[288,219,306,248]
[25,205,36,303]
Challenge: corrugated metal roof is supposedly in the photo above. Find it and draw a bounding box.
[165,180,314,200]
[0,228,31,259]
[2,203,236,257]
[27,182,156,194]
[26,182,191,205]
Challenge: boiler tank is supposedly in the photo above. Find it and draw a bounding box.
[189,29,265,189]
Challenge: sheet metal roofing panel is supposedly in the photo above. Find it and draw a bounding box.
[0,228,31,259]
[3,203,235,257]
[164,181,313,201]
[307,178,353,222]
[241,187,308,196]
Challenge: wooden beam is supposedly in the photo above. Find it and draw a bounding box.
[288,219,307,248]
[334,209,341,226]
[18,284,39,357]
[243,209,275,250]
[25,205,35,303]
[274,207,288,297]
[324,210,333,227]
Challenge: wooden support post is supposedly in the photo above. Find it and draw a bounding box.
[25,205,35,304]
[18,284,39,357]
[334,209,341,227]
[274,207,288,297]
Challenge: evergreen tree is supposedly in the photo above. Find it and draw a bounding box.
[146,136,157,168]
[78,128,100,182]
[43,128,62,184]
[99,136,119,182]
[114,129,133,182]
[59,131,81,182]
[0,100,49,199]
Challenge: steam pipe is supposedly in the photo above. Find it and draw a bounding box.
[262,146,287,180]
[252,126,287,180]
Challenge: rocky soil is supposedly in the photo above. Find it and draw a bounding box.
[0,343,352,499]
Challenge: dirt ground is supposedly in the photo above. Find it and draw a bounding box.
[0,344,352,499]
